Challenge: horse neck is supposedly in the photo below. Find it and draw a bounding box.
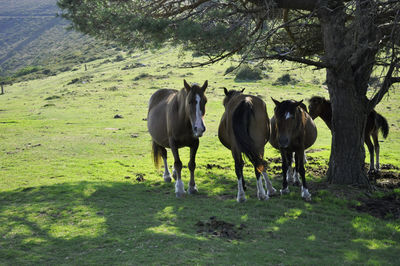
[176,89,190,122]
[320,101,333,130]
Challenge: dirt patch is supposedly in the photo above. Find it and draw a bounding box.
[368,164,400,189]
[195,216,246,240]
[355,194,400,219]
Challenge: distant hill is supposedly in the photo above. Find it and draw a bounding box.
[0,0,117,77]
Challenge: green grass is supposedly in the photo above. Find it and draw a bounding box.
[0,47,399,265]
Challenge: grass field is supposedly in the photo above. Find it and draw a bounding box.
[1,47,399,265]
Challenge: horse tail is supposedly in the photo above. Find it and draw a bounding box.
[232,100,266,173]
[376,112,389,139]
[152,141,162,169]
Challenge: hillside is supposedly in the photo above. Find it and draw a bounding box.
[0,0,116,77]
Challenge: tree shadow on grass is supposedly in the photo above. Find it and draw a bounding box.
[0,181,399,265]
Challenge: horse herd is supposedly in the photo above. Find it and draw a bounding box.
[147,80,389,202]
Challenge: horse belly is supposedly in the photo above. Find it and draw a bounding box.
[147,105,170,148]
[304,119,318,149]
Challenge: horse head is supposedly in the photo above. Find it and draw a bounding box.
[183,79,208,138]
[308,96,326,119]
[272,98,303,149]
[223,87,245,107]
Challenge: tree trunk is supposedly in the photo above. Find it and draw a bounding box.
[326,73,370,187]
[318,2,371,187]
[1,84,4,95]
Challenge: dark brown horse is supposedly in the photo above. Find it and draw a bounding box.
[218,88,277,202]
[147,80,208,197]
[270,98,317,201]
[308,96,389,173]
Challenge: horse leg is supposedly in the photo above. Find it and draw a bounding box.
[365,135,375,173]
[233,151,246,203]
[169,141,185,197]
[280,150,291,195]
[187,139,199,194]
[372,132,380,171]
[286,153,294,184]
[262,171,277,197]
[293,153,301,187]
[160,147,172,182]
[255,168,268,200]
[296,151,311,201]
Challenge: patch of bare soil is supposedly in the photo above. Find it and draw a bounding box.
[195,216,247,240]
[355,194,400,219]
[368,164,400,189]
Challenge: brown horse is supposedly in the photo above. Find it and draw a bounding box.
[270,98,317,201]
[308,96,389,173]
[218,88,277,202]
[147,80,208,197]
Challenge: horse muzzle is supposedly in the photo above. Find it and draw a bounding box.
[278,136,289,148]
[193,125,206,138]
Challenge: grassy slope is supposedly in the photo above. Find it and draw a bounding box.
[0,48,399,265]
[0,0,116,77]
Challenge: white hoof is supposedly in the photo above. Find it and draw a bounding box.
[301,186,311,201]
[258,192,269,201]
[237,194,246,203]
[267,187,277,197]
[280,187,290,195]
[175,179,185,198]
[163,172,172,183]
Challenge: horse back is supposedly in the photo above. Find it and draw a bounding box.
[147,89,178,147]
[148,89,177,112]
[219,94,269,151]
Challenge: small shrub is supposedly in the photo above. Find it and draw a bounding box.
[134,73,152,81]
[273,74,299,86]
[14,66,41,77]
[234,65,262,81]
[224,66,236,75]
[114,55,125,62]
[45,95,61,100]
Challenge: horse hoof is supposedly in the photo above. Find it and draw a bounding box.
[237,197,246,203]
[188,186,198,194]
[258,194,269,201]
[175,191,186,198]
[237,193,246,203]
[301,187,311,201]
[303,196,312,202]
[267,188,277,197]
[163,174,172,183]
[280,187,290,195]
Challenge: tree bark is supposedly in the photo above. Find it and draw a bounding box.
[318,1,371,187]
[327,74,369,187]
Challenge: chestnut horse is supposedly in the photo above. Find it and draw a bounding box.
[270,98,317,201]
[147,80,208,197]
[308,96,389,172]
[218,88,277,202]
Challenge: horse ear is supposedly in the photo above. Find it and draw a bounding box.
[183,79,191,92]
[297,100,304,105]
[201,80,208,92]
[224,87,228,96]
[241,88,245,93]
[271,97,280,106]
